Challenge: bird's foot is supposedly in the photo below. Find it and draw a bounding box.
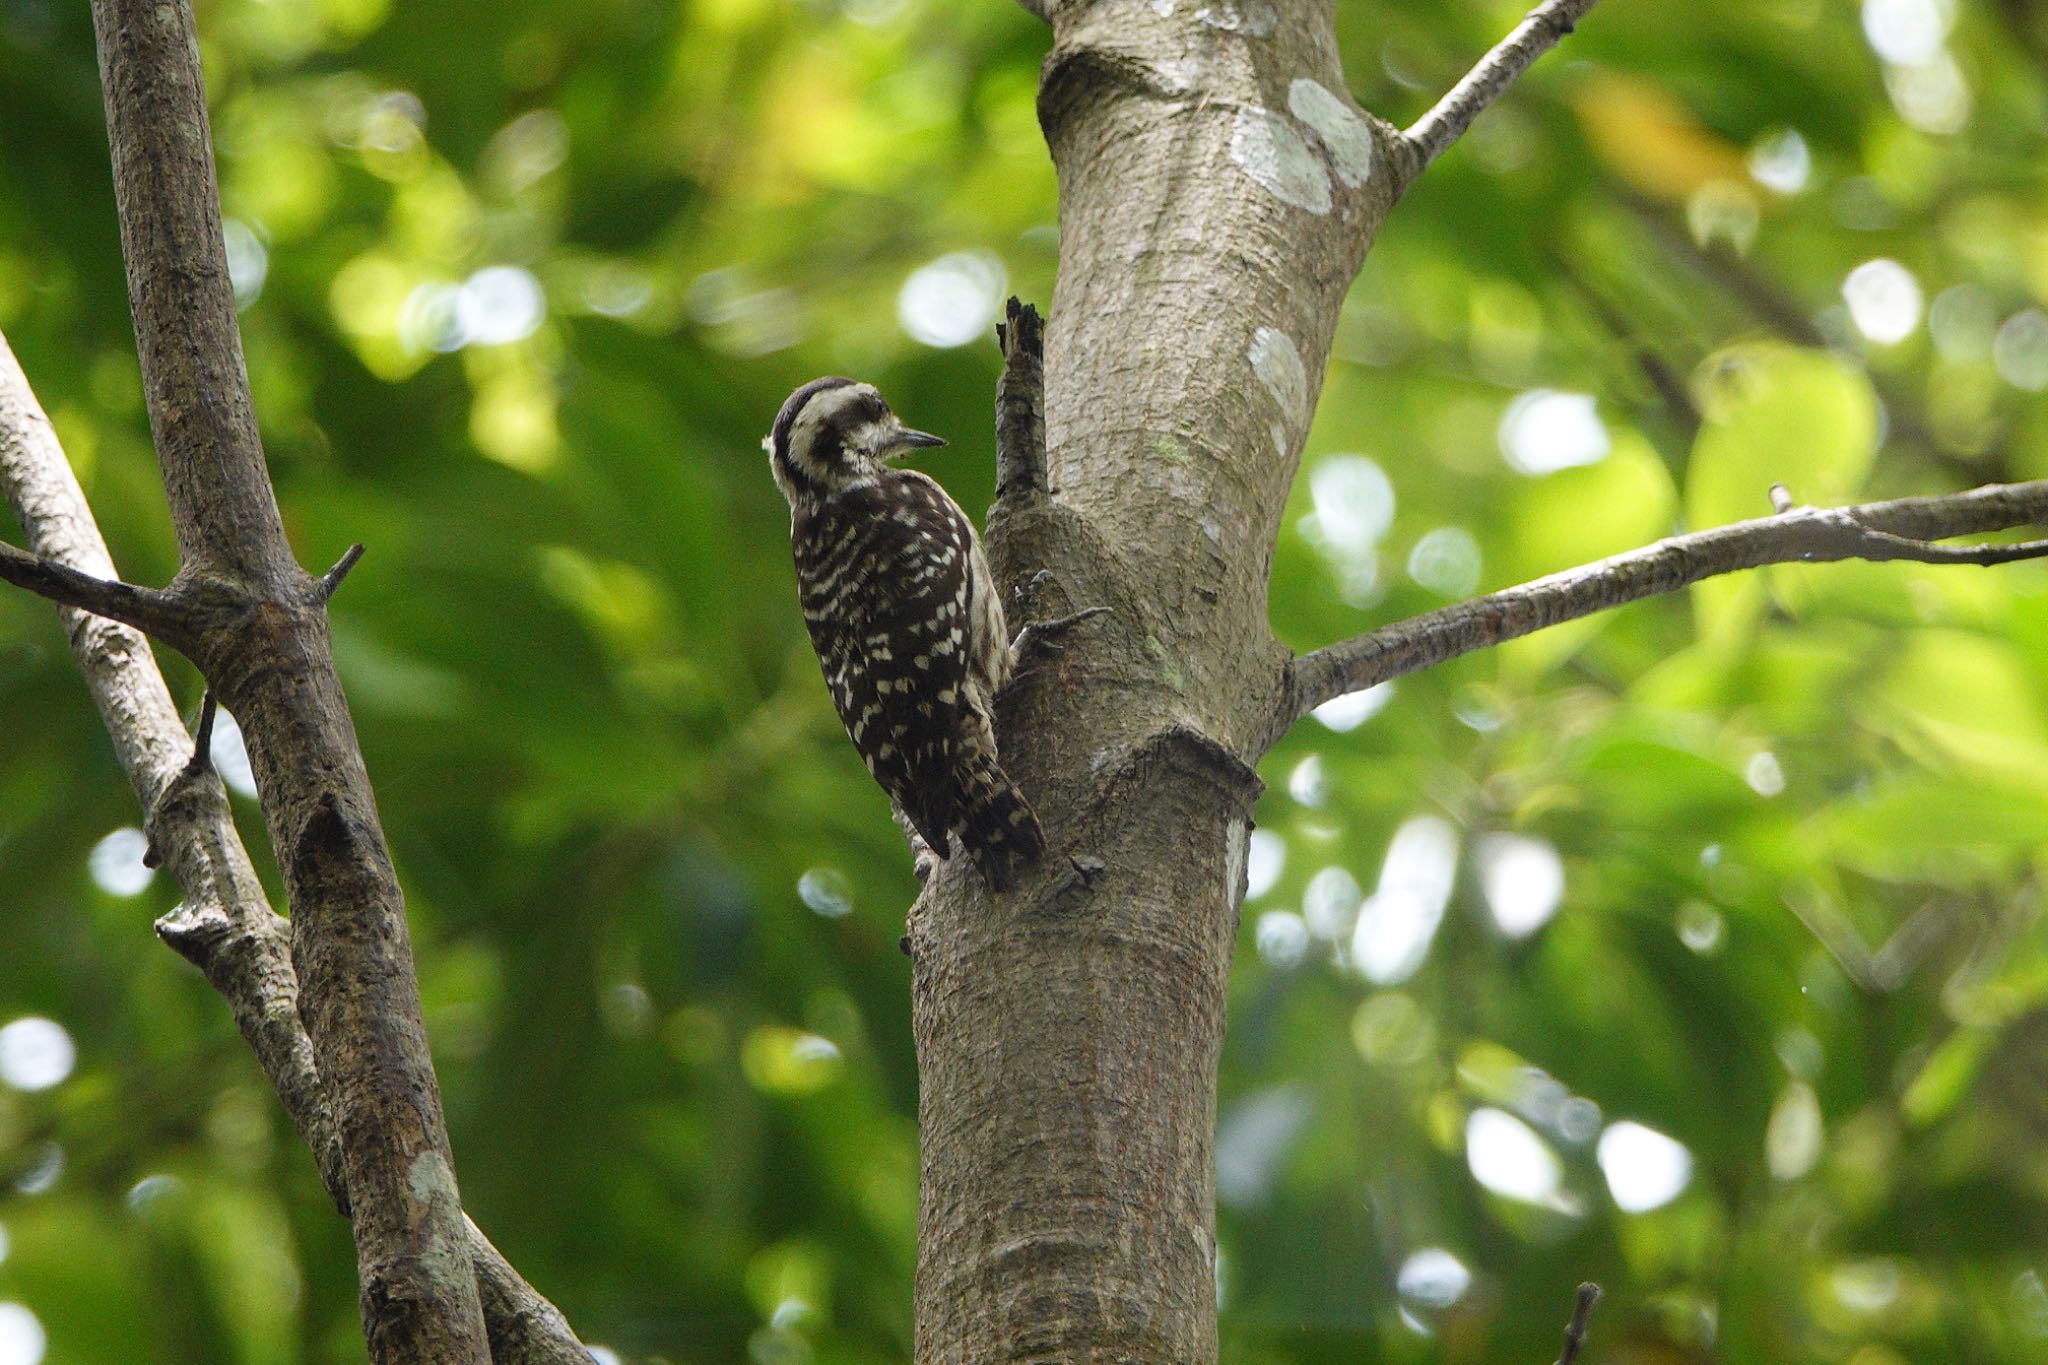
[1011,606,1112,663]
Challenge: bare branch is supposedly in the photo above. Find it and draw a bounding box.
[90,0,293,586]
[189,690,218,771]
[1404,0,1601,171]
[0,332,197,815]
[0,348,192,648]
[1285,482,2048,722]
[153,888,595,1365]
[1849,525,2048,564]
[90,2,490,1354]
[0,329,593,1365]
[316,542,366,602]
[143,692,217,871]
[0,539,192,644]
[1556,1282,1603,1365]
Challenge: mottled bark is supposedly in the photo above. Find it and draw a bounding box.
[83,0,491,1357]
[912,3,1402,1359]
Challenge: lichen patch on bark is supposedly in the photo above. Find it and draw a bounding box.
[1192,2,1275,37]
[1288,79,1375,188]
[1249,326,1308,436]
[1228,107,1331,214]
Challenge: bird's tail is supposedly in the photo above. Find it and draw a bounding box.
[954,749,1046,891]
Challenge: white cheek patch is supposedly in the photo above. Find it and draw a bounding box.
[790,384,878,468]
[850,420,889,456]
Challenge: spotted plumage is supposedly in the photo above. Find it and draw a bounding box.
[768,377,1045,889]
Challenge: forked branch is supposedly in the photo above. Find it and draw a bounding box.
[1405,0,1602,171]
[1285,482,2048,722]
[0,355,193,645]
[0,330,592,1365]
[89,1,490,1354]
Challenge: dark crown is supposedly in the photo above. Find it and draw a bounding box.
[771,376,860,460]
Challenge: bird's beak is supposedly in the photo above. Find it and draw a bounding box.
[885,426,948,456]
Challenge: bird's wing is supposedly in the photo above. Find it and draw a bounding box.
[794,475,978,852]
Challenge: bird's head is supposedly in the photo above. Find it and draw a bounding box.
[765,377,946,503]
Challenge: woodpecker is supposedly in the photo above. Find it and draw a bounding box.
[768,377,1046,889]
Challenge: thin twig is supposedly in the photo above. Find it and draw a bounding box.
[315,542,366,602]
[188,691,218,773]
[1849,525,2048,564]
[1556,1282,1602,1365]
[1284,482,2048,722]
[1404,0,1602,171]
[144,691,219,869]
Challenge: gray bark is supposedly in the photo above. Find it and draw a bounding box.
[911,4,1401,1359]
[86,0,490,1357]
[1286,483,2048,720]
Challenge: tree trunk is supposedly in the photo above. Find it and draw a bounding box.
[911,4,1408,1357]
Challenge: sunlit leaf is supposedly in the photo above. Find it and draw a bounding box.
[1685,343,1879,639]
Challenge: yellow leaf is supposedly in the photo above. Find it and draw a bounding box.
[1571,73,1752,203]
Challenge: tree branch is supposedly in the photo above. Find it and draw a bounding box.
[90,1,491,1355]
[0,539,193,646]
[995,297,1048,501]
[315,541,366,603]
[0,356,194,646]
[1284,482,2048,722]
[1555,1282,1602,1365]
[1404,0,1601,172]
[90,0,294,587]
[0,329,593,1365]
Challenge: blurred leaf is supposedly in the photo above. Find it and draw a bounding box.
[1570,72,1753,205]
[1498,431,1677,679]
[1686,343,1879,639]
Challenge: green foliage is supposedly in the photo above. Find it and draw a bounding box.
[2,0,2046,1362]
